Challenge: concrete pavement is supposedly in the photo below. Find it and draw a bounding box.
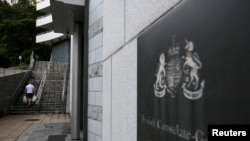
[0,114,70,141]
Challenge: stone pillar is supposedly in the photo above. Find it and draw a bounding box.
[71,23,81,140]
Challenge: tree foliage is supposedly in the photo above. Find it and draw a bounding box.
[0,0,50,67]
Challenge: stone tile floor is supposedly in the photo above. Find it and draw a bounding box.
[0,114,70,141]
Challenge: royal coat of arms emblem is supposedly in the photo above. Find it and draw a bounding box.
[154,37,205,100]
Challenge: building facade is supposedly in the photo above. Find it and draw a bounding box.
[5,0,18,5]
[36,0,69,63]
[46,0,250,141]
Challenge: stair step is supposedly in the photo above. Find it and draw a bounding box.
[11,111,38,114]
[39,103,64,106]
[11,61,68,114]
[11,61,69,114]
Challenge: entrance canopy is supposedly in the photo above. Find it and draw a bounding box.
[50,0,85,34]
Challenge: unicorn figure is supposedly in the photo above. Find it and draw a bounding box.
[183,40,202,89]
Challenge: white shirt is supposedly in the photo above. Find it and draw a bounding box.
[26,84,34,93]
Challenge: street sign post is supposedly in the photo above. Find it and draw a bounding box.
[19,56,22,66]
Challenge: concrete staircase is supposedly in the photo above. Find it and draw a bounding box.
[11,61,68,114]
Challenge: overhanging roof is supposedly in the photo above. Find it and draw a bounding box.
[50,0,85,34]
[36,30,68,45]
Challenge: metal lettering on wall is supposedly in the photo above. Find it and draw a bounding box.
[138,0,250,141]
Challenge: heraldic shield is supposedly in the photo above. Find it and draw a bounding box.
[154,38,205,100]
[154,38,183,98]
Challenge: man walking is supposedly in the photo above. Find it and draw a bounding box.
[25,80,35,106]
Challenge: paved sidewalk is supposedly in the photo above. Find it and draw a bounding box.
[0,114,70,141]
[17,123,70,141]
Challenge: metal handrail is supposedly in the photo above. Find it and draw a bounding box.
[35,69,47,104]
[10,52,33,106]
[61,63,69,101]
[10,71,31,106]
[36,54,52,104]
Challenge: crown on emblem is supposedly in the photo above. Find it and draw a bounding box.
[168,37,180,56]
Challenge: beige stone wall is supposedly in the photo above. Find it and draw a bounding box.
[102,0,182,141]
[88,0,104,141]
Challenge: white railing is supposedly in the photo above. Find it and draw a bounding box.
[61,63,69,101]
[36,54,52,104]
